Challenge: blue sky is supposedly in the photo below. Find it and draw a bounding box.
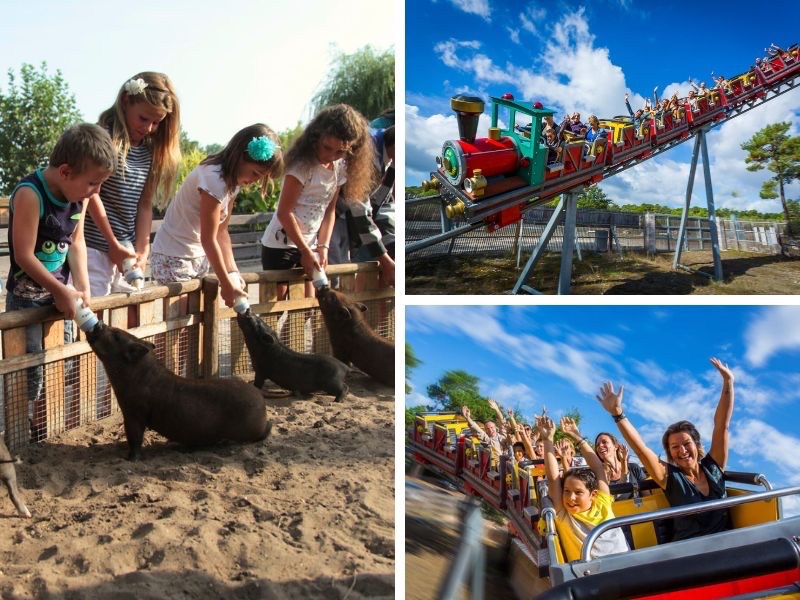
[405,0,800,213]
[0,1,394,147]
[406,304,800,516]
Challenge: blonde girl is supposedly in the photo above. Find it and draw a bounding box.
[85,71,181,295]
[151,124,283,307]
[261,104,374,297]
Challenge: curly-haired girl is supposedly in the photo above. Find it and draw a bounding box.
[260,104,374,297]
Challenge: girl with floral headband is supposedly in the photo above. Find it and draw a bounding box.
[261,104,374,298]
[150,124,283,307]
[84,71,181,296]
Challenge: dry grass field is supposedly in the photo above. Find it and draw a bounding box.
[406,250,800,295]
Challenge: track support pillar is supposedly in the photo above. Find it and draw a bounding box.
[673,128,723,280]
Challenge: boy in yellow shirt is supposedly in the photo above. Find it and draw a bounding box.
[539,415,629,561]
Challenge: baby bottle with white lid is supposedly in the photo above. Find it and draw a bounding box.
[311,267,329,289]
[121,241,144,290]
[311,250,329,289]
[74,298,99,333]
[232,295,250,314]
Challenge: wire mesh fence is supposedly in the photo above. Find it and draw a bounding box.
[406,195,787,261]
[1,264,394,452]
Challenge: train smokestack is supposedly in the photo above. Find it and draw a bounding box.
[450,95,485,144]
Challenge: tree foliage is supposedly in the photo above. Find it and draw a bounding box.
[426,370,493,421]
[405,343,421,394]
[0,63,82,195]
[741,122,800,230]
[405,405,430,429]
[577,186,617,210]
[310,46,394,119]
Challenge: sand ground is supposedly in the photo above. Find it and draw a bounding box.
[0,373,395,599]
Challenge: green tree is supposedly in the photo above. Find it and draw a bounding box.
[203,143,223,156]
[405,343,421,394]
[279,122,304,154]
[427,370,491,421]
[577,186,617,210]
[0,62,82,194]
[741,122,800,230]
[405,405,430,429]
[310,46,394,118]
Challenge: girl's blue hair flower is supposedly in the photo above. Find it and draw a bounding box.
[247,136,277,162]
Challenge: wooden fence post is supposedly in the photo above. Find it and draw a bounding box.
[2,327,29,449]
[202,277,221,378]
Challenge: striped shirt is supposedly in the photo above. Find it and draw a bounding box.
[84,142,153,252]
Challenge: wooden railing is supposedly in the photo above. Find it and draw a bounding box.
[0,262,394,451]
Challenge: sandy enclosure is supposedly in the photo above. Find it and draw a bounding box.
[0,373,395,599]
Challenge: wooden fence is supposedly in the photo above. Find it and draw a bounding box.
[0,263,394,452]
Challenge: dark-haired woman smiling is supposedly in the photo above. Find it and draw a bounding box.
[596,357,735,542]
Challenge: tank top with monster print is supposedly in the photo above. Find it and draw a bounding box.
[6,169,83,300]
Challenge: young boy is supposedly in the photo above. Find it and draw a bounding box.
[539,415,629,562]
[6,123,116,439]
[6,123,115,317]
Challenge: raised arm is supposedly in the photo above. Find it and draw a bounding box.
[461,406,488,444]
[519,420,536,459]
[556,438,575,471]
[538,416,563,513]
[596,382,667,488]
[507,408,522,443]
[487,399,507,428]
[560,416,609,493]
[708,357,734,470]
[624,92,634,117]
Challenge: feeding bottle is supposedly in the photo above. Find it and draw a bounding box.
[312,268,329,289]
[74,298,99,333]
[121,241,144,290]
[232,295,250,315]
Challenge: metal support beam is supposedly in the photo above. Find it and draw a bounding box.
[512,196,566,294]
[512,189,581,295]
[673,128,723,280]
[673,133,702,269]
[700,130,724,281]
[558,190,579,295]
[438,501,486,600]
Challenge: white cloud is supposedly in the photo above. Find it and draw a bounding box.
[626,379,715,440]
[448,0,491,21]
[405,390,432,408]
[519,5,547,35]
[405,102,494,186]
[434,39,482,68]
[507,27,520,45]
[744,306,800,367]
[405,305,621,395]
[434,40,512,84]
[584,333,625,354]
[730,419,800,485]
[630,359,669,388]
[487,382,536,408]
[782,495,800,518]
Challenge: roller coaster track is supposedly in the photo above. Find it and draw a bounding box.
[406,69,800,255]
